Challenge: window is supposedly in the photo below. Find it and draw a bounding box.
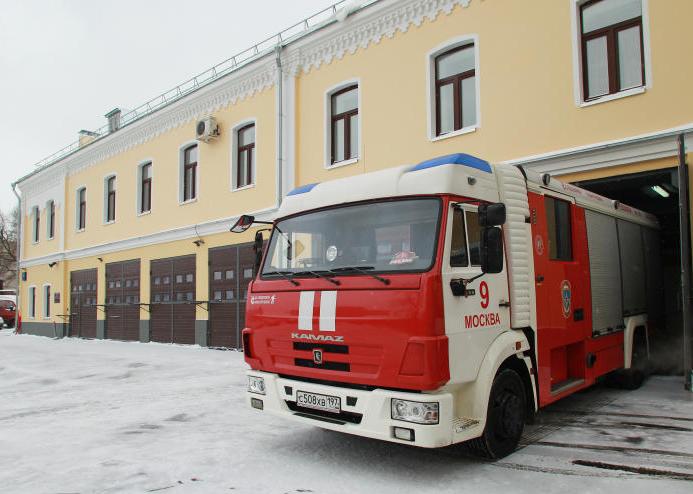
[330,84,359,164]
[139,162,152,214]
[236,124,255,188]
[182,144,198,202]
[47,200,55,240]
[31,206,40,243]
[77,187,87,230]
[105,176,116,223]
[43,285,51,318]
[450,208,482,267]
[580,0,644,100]
[435,43,477,136]
[28,286,36,318]
[545,197,573,261]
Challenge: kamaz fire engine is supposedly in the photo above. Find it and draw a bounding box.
[230,153,660,458]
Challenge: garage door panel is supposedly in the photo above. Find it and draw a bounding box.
[208,244,254,349]
[70,269,97,339]
[150,255,196,345]
[105,260,141,341]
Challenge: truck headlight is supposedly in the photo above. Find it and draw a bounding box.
[391,399,439,424]
[248,376,266,395]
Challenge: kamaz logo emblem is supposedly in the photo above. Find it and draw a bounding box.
[291,333,345,343]
[313,349,323,365]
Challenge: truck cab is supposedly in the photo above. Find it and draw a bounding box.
[233,152,657,459]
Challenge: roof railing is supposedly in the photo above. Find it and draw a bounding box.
[30,0,358,172]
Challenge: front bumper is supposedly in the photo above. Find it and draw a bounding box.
[246,370,457,448]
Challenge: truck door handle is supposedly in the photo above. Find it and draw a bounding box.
[535,275,544,283]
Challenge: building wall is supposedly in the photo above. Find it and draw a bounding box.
[14,0,693,342]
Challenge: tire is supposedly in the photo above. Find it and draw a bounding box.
[468,368,526,460]
[607,329,649,390]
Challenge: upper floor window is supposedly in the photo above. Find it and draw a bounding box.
[435,43,477,136]
[105,176,116,223]
[31,206,40,243]
[330,84,359,164]
[237,124,255,188]
[580,0,644,100]
[47,200,55,239]
[181,144,198,202]
[139,162,152,214]
[77,187,87,231]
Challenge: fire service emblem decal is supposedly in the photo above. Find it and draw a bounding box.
[560,280,572,319]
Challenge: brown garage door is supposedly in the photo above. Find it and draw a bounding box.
[105,260,141,341]
[208,243,255,349]
[150,255,196,344]
[69,269,97,338]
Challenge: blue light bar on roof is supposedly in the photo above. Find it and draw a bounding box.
[287,182,319,196]
[410,153,491,173]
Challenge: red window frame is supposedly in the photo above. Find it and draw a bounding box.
[183,145,197,201]
[330,85,359,164]
[580,0,645,100]
[237,124,255,188]
[435,43,475,136]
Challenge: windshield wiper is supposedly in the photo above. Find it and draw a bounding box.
[330,266,390,285]
[263,270,300,286]
[293,270,340,286]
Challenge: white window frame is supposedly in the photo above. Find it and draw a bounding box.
[230,119,257,191]
[570,0,652,107]
[179,141,200,205]
[75,186,87,232]
[136,159,154,216]
[103,173,117,224]
[426,34,481,142]
[45,200,55,241]
[31,205,40,244]
[324,79,361,169]
[28,285,36,319]
[42,283,51,319]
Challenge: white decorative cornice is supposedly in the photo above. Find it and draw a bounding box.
[289,0,473,74]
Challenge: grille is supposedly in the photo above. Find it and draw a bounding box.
[295,358,350,372]
[286,401,363,424]
[293,342,349,354]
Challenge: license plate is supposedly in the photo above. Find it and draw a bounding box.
[296,390,341,414]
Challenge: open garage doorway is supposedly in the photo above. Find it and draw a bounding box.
[574,167,683,375]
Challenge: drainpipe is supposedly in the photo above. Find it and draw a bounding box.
[11,182,21,328]
[275,44,284,206]
[678,133,693,391]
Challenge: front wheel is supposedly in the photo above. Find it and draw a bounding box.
[468,368,526,459]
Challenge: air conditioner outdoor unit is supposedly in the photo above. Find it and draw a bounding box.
[196,117,220,142]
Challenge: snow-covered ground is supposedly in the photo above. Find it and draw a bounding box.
[1,329,692,494]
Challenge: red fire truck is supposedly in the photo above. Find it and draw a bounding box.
[231,153,660,458]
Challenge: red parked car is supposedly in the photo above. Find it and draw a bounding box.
[0,299,16,328]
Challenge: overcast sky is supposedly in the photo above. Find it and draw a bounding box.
[0,0,339,213]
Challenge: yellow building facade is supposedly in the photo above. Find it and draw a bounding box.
[13,0,693,348]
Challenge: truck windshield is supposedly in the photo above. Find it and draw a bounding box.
[262,198,441,276]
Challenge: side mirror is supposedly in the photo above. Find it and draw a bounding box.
[480,227,504,274]
[253,230,264,274]
[230,215,255,233]
[478,203,506,227]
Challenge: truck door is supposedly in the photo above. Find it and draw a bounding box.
[441,202,510,384]
[528,192,590,404]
